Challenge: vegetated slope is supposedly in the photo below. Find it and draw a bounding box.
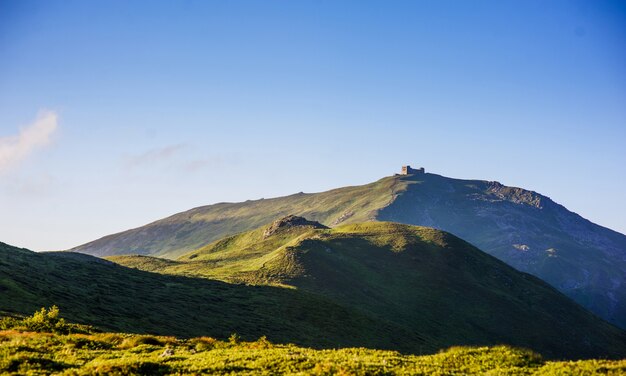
[0,242,423,351]
[110,220,626,360]
[109,215,329,284]
[72,172,626,329]
[377,173,626,329]
[3,318,626,376]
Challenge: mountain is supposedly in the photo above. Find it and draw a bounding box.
[107,219,626,359]
[70,171,626,329]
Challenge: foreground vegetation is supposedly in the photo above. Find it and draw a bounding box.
[1,309,625,375]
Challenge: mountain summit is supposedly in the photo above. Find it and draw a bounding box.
[70,168,626,328]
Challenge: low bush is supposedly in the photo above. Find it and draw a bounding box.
[82,360,170,376]
[188,336,218,352]
[119,335,163,349]
[0,306,91,335]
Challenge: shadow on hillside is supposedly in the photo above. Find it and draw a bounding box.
[0,248,426,353]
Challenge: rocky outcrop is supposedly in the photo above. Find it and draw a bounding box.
[263,215,328,238]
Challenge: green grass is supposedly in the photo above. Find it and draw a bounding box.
[1,319,625,375]
[107,221,626,360]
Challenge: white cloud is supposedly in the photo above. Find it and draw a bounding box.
[183,154,241,172]
[123,144,240,173]
[0,111,58,174]
[0,173,57,198]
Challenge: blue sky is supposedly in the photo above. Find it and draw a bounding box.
[1,0,625,251]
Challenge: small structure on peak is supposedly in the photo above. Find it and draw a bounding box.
[400,165,425,175]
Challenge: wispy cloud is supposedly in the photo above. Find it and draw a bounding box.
[0,173,57,198]
[183,155,240,172]
[0,111,59,174]
[124,144,186,168]
[123,144,240,173]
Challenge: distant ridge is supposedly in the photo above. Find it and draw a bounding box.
[70,170,626,329]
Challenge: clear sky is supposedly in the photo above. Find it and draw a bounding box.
[1,0,625,251]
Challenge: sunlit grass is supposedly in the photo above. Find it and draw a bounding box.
[2,325,625,375]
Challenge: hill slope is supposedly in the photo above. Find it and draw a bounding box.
[108,220,626,359]
[378,173,626,329]
[0,242,423,351]
[71,172,626,329]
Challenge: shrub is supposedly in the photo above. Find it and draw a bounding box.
[84,361,170,375]
[228,333,241,345]
[22,306,67,333]
[0,317,20,331]
[0,307,88,335]
[93,333,125,346]
[246,335,273,349]
[62,335,113,350]
[189,336,218,352]
[1,354,68,373]
[119,335,163,349]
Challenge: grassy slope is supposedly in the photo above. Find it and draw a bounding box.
[2,328,625,376]
[0,242,424,352]
[108,224,321,284]
[71,176,404,259]
[109,222,626,360]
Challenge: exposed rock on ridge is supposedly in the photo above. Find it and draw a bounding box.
[263,215,328,238]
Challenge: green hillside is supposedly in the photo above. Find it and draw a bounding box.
[69,171,626,330]
[108,219,626,359]
[0,242,423,352]
[108,216,328,284]
[3,312,625,375]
